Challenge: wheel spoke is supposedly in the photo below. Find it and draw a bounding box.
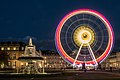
[88,43,98,66]
[73,43,83,67]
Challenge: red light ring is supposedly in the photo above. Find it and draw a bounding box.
[55,9,114,65]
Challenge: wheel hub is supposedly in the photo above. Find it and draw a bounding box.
[73,26,95,47]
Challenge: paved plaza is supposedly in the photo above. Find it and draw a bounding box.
[0,70,120,80]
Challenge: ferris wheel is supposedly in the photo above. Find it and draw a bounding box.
[55,9,114,67]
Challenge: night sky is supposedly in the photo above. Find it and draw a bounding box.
[0,0,120,51]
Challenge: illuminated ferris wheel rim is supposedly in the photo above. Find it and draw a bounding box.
[55,9,114,65]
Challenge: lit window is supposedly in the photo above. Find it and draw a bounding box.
[45,65,47,67]
[13,47,16,50]
[1,47,4,50]
[45,57,47,59]
[26,63,28,66]
[7,47,10,50]
[21,47,24,50]
[8,62,10,66]
[39,64,42,68]
[21,62,23,65]
[45,60,46,63]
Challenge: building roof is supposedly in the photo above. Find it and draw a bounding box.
[0,41,26,46]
